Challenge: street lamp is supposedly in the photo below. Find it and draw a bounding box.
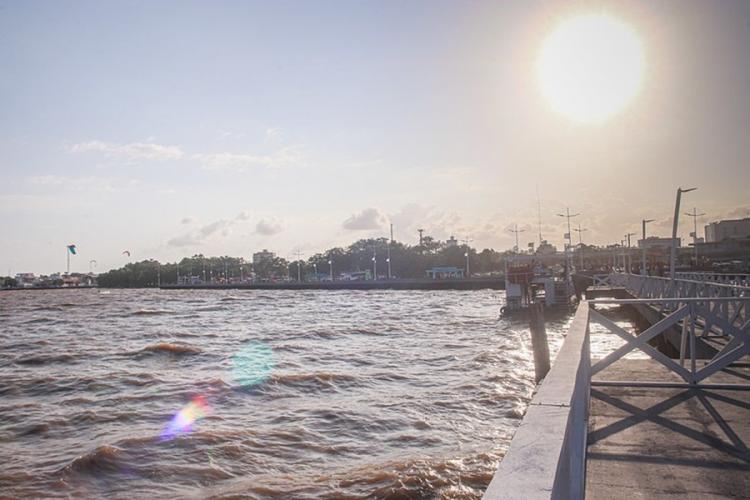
[463,236,472,278]
[670,187,697,280]
[641,219,654,275]
[328,258,333,281]
[386,240,392,279]
[372,247,377,280]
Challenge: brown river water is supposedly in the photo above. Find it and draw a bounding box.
[0,288,581,499]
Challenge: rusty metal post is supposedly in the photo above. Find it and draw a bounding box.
[529,301,550,384]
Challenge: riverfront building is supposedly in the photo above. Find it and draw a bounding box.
[704,216,750,242]
[637,236,681,250]
[252,249,275,265]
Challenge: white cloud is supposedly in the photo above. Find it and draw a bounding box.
[27,175,138,192]
[199,220,228,237]
[69,140,184,161]
[167,233,203,248]
[192,147,303,171]
[255,218,284,236]
[342,208,387,230]
[68,138,304,173]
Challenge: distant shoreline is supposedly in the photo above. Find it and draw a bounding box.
[161,277,505,291]
[2,278,505,291]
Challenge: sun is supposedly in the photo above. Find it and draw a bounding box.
[536,13,645,124]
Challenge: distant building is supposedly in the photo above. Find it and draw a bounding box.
[426,266,464,279]
[252,249,275,265]
[536,240,557,255]
[638,237,681,250]
[704,217,750,242]
[15,273,36,287]
[339,270,371,281]
[445,236,458,248]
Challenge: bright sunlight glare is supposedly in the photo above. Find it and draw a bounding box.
[537,13,646,124]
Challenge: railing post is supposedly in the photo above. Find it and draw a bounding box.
[689,303,697,384]
[679,314,688,368]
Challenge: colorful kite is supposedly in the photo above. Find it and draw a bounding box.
[122,250,131,257]
[67,245,77,255]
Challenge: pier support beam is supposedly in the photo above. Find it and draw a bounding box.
[530,301,551,384]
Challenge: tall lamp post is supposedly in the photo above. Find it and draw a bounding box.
[641,219,654,275]
[372,247,377,280]
[328,257,333,281]
[670,187,697,281]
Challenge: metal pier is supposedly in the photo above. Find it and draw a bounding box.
[484,273,750,499]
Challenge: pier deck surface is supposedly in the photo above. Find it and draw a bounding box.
[586,359,750,499]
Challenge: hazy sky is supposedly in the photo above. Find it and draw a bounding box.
[2,0,750,274]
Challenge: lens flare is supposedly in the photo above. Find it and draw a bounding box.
[231,341,275,388]
[161,395,210,441]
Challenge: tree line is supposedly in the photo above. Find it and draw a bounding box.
[95,237,511,287]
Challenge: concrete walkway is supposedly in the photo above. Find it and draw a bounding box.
[586,359,750,499]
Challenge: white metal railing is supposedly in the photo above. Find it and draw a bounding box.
[589,297,750,385]
[485,295,750,499]
[609,273,750,334]
[677,271,750,287]
[610,272,750,300]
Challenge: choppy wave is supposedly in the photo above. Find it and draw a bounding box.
[60,445,123,476]
[131,309,174,316]
[139,342,201,355]
[15,353,76,365]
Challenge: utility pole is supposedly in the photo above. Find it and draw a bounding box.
[573,224,587,269]
[624,232,636,273]
[328,255,333,281]
[536,184,543,245]
[293,250,304,282]
[508,224,525,253]
[372,246,377,280]
[557,208,580,285]
[670,187,697,281]
[463,236,473,278]
[685,207,705,267]
[418,228,424,253]
[641,219,654,275]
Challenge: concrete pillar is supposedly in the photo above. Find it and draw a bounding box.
[529,301,551,384]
